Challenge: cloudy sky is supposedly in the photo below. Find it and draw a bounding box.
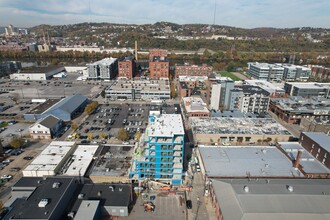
[0,0,329,28]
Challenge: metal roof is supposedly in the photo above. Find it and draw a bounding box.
[199,146,301,177]
[38,115,61,128]
[47,94,87,114]
[211,178,330,220]
[303,132,330,152]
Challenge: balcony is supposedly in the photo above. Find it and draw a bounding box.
[174,145,182,151]
[174,136,183,143]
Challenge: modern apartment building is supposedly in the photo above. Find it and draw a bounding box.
[149,56,170,79]
[209,77,234,111]
[87,57,118,80]
[175,63,213,78]
[229,85,270,113]
[283,65,311,81]
[130,114,185,185]
[118,56,136,79]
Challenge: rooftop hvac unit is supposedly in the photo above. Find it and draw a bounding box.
[38,199,49,207]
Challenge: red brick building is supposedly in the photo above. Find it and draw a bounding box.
[312,66,330,80]
[149,49,168,61]
[149,57,169,79]
[118,56,136,79]
[175,63,213,78]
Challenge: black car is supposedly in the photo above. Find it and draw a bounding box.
[186,200,192,209]
[23,156,34,160]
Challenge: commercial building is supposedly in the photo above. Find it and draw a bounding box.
[209,178,330,220]
[10,66,65,81]
[300,117,330,134]
[175,63,213,78]
[118,56,136,79]
[130,114,185,185]
[284,82,330,97]
[190,117,292,145]
[198,146,302,178]
[24,94,88,121]
[247,62,284,81]
[88,145,134,183]
[229,85,270,113]
[87,57,118,80]
[269,96,330,124]
[283,64,311,81]
[29,115,62,140]
[70,184,132,217]
[182,97,210,117]
[278,141,330,178]
[209,77,234,111]
[105,79,170,100]
[149,56,170,79]
[62,144,99,176]
[5,177,78,220]
[178,76,209,101]
[22,141,75,177]
[299,132,330,169]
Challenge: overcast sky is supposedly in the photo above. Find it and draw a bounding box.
[0,0,329,28]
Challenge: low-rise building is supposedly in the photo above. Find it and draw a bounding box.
[190,117,292,145]
[105,79,170,100]
[10,66,65,81]
[29,115,62,140]
[244,80,285,97]
[284,82,330,97]
[283,64,311,81]
[210,178,330,220]
[209,77,234,111]
[269,96,330,124]
[149,48,168,61]
[182,97,210,117]
[22,141,75,177]
[311,65,330,80]
[175,63,213,78]
[24,94,88,121]
[300,117,330,134]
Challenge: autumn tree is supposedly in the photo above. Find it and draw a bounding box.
[99,132,105,139]
[84,101,99,115]
[10,138,24,149]
[170,82,177,98]
[87,133,93,140]
[117,128,129,141]
[71,123,78,131]
[135,131,141,141]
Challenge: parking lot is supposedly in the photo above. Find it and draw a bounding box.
[75,103,151,142]
[0,121,31,145]
[122,193,187,220]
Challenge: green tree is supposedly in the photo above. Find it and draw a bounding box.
[10,138,24,149]
[117,128,129,141]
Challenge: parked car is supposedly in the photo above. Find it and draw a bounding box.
[1,174,13,180]
[9,167,20,172]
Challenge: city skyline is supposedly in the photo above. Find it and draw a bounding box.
[0,0,329,28]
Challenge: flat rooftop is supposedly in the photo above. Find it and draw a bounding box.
[271,96,330,113]
[74,200,100,220]
[245,80,285,94]
[190,117,291,135]
[89,57,117,66]
[20,66,64,73]
[62,145,99,176]
[212,178,330,220]
[89,145,133,177]
[303,132,330,152]
[278,142,330,174]
[23,141,75,175]
[106,79,170,92]
[199,146,301,177]
[211,111,261,118]
[26,99,61,115]
[178,75,209,82]
[182,97,209,114]
[286,82,330,89]
[8,177,76,220]
[241,85,270,96]
[147,114,184,137]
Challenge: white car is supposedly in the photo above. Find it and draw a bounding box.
[1,174,13,180]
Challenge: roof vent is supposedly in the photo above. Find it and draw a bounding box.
[52,182,61,188]
[119,187,123,192]
[243,185,249,193]
[38,199,49,207]
[98,191,102,196]
[287,185,294,192]
[78,193,85,199]
[109,186,114,191]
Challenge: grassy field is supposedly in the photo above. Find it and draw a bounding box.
[219,71,242,81]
